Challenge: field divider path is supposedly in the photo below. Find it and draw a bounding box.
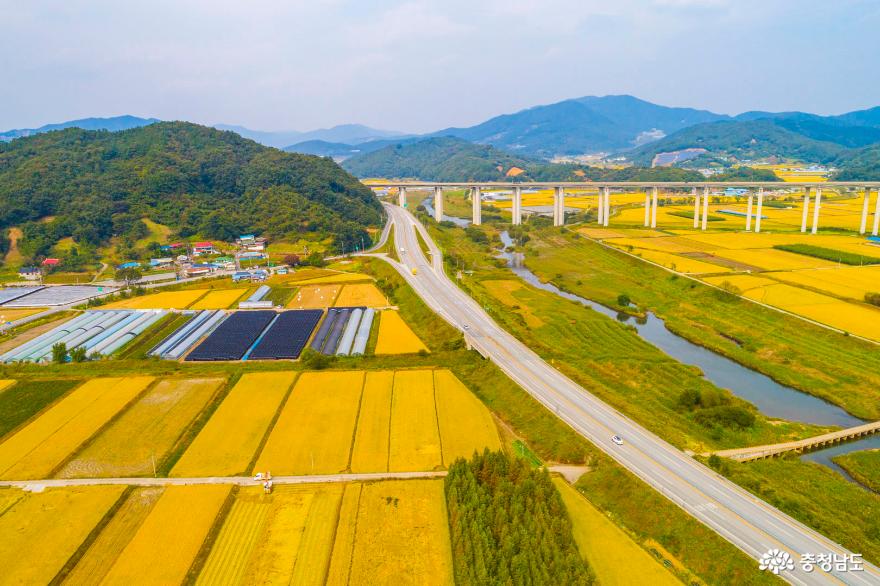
[0,471,448,489]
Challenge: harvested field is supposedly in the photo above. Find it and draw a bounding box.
[57,377,223,478]
[254,371,364,475]
[171,372,295,477]
[350,371,394,473]
[101,485,230,584]
[374,310,428,354]
[555,478,680,586]
[287,284,342,309]
[0,376,154,479]
[246,487,315,583]
[0,486,125,585]
[334,283,388,307]
[104,289,207,309]
[434,370,500,465]
[348,479,453,586]
[389,370,441,472]
[190,288,247,309]
[63,487,164,586]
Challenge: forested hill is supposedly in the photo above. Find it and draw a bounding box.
[0,122,383,257]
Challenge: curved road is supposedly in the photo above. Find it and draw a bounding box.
[376,202,878,586]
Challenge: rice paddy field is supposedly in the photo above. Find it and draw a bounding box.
[582,221,880,341]
[554,478,681,586]
[287,284,342,308]
[0,376,154,479]
[189,288,247,309]
[255,369,499,475]
[57,377,223,478]
[334,282,388,307]
[374,310,429,354]
[171,372,296,477]
[0,307,45,323]
[104,289,208,309]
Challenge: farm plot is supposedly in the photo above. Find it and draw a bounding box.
[326,483,362,585]
[350,371,394,473]
[374,310,428,354]
[248,309,322,360]
[554,478,680,586]
[254,371,364,475]
[190,288,248,310]
[105,289,207,309]
[63,487,164,586]
[56,377,223,478]
[195,493,271,586]
[171,372,296,477]
[186,310,276,361]
[389,370,442,472]
[0,379,79,439]
[334,283,388,307]
[0,379,14,393]
[287,284,342,309]
[626,248,731,275]
[711,248,837,271]
[347,479,453,586]
[101,485,230,584]
[0,376,153,479]
[0,486,125,585]
[434,370,501,465]
[0,308,44,323]
[768,265,880,300]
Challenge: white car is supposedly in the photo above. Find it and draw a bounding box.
[463,324,470,330]
[400,247,406,252]
[611,435,624,446]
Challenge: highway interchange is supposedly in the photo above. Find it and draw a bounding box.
[377,202,880,586]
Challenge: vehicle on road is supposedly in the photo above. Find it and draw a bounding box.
[611,435,624,446]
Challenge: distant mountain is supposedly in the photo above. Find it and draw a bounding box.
[431,95,727,157]
[0,115,159,142]
[835,143,880,180]
[285,137,411,159]
[216,123,408,149]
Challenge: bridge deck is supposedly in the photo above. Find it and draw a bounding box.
[713,420,880,462]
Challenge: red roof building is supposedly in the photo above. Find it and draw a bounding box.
[41,258,60,266]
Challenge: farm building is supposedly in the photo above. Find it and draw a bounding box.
[41,258,60,267]
[117,261,140,269]
[192,242,217,256]
[149,257,174,268]
[18,267,40,281]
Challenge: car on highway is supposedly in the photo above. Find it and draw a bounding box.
[611,435,624,446]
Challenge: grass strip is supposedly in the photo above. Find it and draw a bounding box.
[774,243,880,266]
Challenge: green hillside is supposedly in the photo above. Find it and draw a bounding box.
[0,122,383,261]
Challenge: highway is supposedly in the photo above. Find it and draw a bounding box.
[377,202,880,586]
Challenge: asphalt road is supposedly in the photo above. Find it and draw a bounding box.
[377,203,879,586]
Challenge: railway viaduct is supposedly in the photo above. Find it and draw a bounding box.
[368,181,880,236]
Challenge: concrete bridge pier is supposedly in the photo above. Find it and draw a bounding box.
[872,189,880,237]
[512,186,522,225]
[553,186,565,226]
[800,188,811,233]
[644,192,651,227]
[811,187,822,234]
[745,193,754,231]
[434,186,443,221]
[700,186,710,230]
[691,188,699,229]
[597,188,605,225]
[755,187,764,233]
[398,186,406,207]
[860,189,871,235]
[603,187,611,227]
[472,186,482,226]
[650,186,658,228]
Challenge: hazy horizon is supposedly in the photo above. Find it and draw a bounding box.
[3,0,879,133]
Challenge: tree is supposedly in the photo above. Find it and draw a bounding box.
[69,346,88,363]
[115,267,142,287]
[283,254,301,267]
[617,293,631,307]
[51,342,68,364]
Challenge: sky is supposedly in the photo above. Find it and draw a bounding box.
[2,0,879,133]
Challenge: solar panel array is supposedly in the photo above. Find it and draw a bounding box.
[249,310,322,360]
[2,285,117,307]
[185,310,276,361]
[0,287,44,305]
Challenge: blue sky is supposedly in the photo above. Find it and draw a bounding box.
[2,0,879,132]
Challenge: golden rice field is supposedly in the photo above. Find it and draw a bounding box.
[554,478,680,586]
[289,486,343,585]
[628,249,732,274]
[57,377,223,478]
[0,376,153,480]
[350,371,394,473]
[433,370,501,463]
[0,485,125,585]
[326,483,362,585]
[704,275,880,341]
[101,485,230,584]
[389,370,442,472]
[171,372,296,477]
[255,371,364,476]
[768,265,880,300]
[293,272,373,285]
[334,282,388,307]
[189,288,248,309]
[482,280,544,328]
[0,307,45,323]
[374,310,429,354]
[63,486,164,586]
[347,479,454,586]
[710,248,837,271]
[287,284,342,308]
[0,379,15,393]
[196,494,271,586]
[104,289,207,309]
